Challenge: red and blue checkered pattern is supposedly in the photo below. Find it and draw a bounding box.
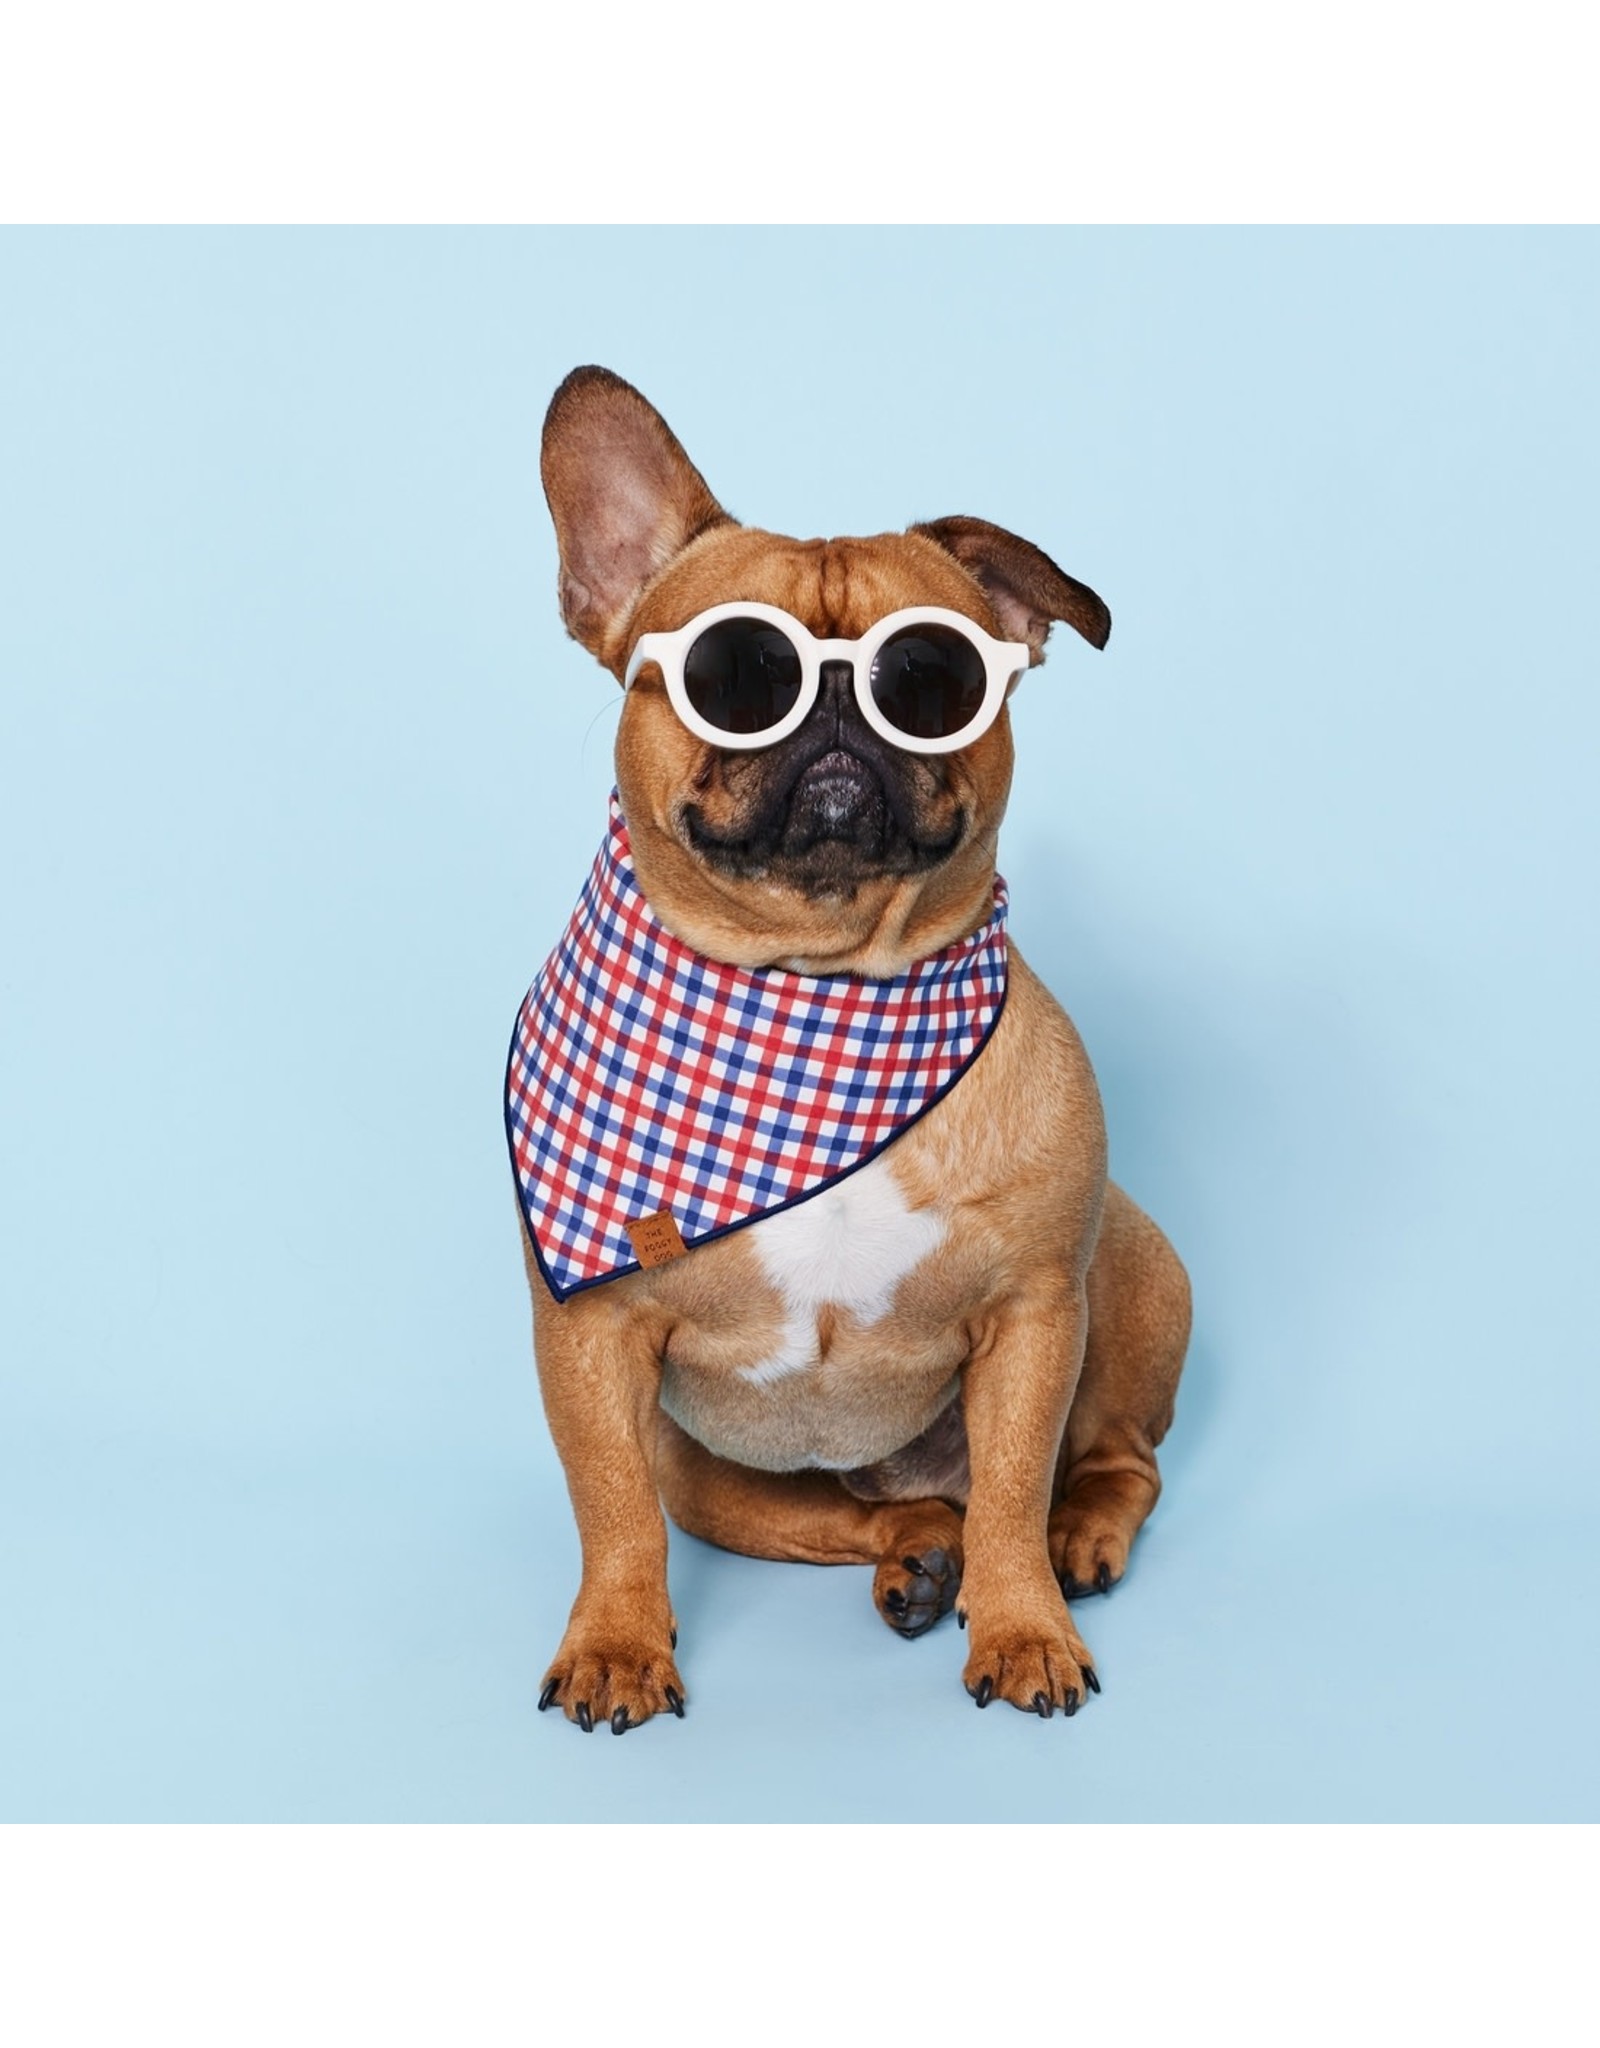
[505,795,1008,1300]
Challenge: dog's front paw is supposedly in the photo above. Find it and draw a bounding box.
[960,1609,1100,1719]
[538,1623,685,1735]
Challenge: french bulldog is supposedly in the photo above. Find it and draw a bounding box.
[513,365,1190,1731]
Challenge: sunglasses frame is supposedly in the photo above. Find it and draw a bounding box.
[623,601,1031,756]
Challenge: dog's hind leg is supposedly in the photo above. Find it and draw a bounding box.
[1048,1181,1190,1597]
[656,1413,965,1639]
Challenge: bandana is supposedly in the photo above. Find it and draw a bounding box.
[505,795,1008,1300]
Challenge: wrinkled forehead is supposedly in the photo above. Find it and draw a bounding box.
[626,527,998,645]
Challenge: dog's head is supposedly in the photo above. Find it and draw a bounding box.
[540,366,1109,973]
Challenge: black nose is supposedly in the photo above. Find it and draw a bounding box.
[818,658,854,704]
[816,658,856,738]
[811,655,895,764]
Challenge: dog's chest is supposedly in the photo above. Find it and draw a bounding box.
[740,1154,947,1387]
[655,1152,965,1472]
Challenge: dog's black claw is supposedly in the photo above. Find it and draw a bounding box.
[1033,1690,1053,1719]
[665,1686,685,1718]
[1083,1665,1101,1695]
[902,1556,925,1576]
[670,1628,677,1650]
[956,1610,967,1630]
[1063,1688,1079,1717]
[575,1701,593,1733]
[1096,1562,1113,1594]
[537,1677,560,1712]
[884,1586,908,1614]
[974,1675,994,1708]
[611,1706,631,1735]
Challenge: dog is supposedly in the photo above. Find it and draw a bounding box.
[509,365,1190,1731]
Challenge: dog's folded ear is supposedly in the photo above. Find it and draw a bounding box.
[911,515,1111,663]
[541,367,732,667]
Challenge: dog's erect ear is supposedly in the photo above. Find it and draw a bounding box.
[540,366,731,665]
[911,514,1111,663]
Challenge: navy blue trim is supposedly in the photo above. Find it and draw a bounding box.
[504,978,1009,1305]
[505,1004,571,1301]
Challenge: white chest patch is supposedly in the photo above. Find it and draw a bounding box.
[739,1154,946,1388]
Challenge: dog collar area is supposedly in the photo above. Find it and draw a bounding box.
[504,795,1009,1300]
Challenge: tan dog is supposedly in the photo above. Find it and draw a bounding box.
[521,365,1190,1730]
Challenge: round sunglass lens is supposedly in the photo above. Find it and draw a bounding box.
[682,619,804,737]
[869,625,988,742]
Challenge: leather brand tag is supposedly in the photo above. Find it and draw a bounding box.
[625,1209,689,1269]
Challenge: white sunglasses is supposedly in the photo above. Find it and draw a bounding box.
[624,601,1030,756]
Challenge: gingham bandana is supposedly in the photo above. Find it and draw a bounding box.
[506,795,1008,1300]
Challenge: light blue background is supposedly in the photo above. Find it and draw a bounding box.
[2,230,1595,1821]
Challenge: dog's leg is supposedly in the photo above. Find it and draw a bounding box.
[532,1285,685,1733]
[959,1280,1099,1715]
[657,1414,964,1639]
[1049,1183,1191,1597]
